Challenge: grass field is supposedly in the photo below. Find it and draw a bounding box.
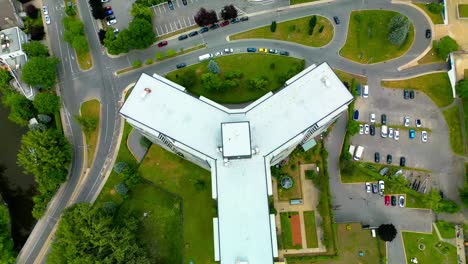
[443,105,464,155]
[166,54,304,104]
[290,0,319,5]
[304,211,319,248]
[334,69,368,85]
[80,100,100,166]
[459,4,468,18]
[381,72,454,107]
[436,221,456,239]
[280,211,300,249]
[417,48,445,64]
[403,231,457,264]
[414,3,444,24]
[230,15,334,47]
[340,10,414,64]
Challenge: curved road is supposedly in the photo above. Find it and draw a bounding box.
[17,0,439,263]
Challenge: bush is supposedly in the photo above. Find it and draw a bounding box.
[270,63,275,70]
[132,60,142,68]
[270,21,277,32]
[113,161,129,174]
[309,15,317,35]
[74,115,98,134]
[166,49,176,57]
[37,114,52,123]
[65,6,76,16]
[428,2,444,14]
[155,52,164,60]
[207,60,220,74]
[115,182,128,195]
[319,25,324,33]
[29,123,47,131]
[224,71,243,80]
[306,170,316,180]
[434,36,459,59]
[248,77,269,90]
[145,58,153,65]
[101,201,118,215]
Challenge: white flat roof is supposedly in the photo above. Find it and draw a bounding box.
[221,122,252,158]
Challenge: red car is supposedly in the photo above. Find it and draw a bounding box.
[157,41,168,47]
[385,195,390,206]
[104,6,112,10]
[220,21,230,27]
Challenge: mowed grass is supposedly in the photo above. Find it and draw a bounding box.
[443,105,464,155]
[334,69,368,85]
[304,211,318,248]
[290,0,319,5]
[166,54,304,104]
[414,3,444,24]
[230,15,334,47]
[403,231,457,264]
[417,47,444,64]
[340,10,414,64]
[280,211,300,249]
[459,4,468,18]
[464,98,468,146]
[138,145,216,264]
[80,99,100,166]
[381,72,454,107]
[436,221,456,239]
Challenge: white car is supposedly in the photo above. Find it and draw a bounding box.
[370,113,376,124]
[215,51,224,56]
[365,182,371,193]
[101,0,110,2]
[378,180,385,195]
[364,124,370,134]
[42,5,49,15]
[404,116,410,127]
[106,19,117,26]
[394,129,400,140]
[421,131,428,142]
[224,48,233,53]
[359,124,364,135]
[44,15,51,25]
[388,128,394,138]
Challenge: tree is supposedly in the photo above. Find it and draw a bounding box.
[22,41,50,57]
[207,60,220,74]
[88,0,106,19]
[388,15,410,46]
[130,3,153,21]
[221,5,237,20]
[121,166,142,188]
[309,15,317,35]
[62,17,84,43]
[22,57,59,89]
[74,115,98,134]
[113,161,129,174]
[1,91,36,126]
[48,203,150,264]
[29,25,45,40]
[17,129,72,177]
[177,69,196,87]
[33,92,61,114]
[128,18,156,49]
[0,69,12,87]
[25,4,39,19]
[434,36,459,59]
[0,204,16,264]
[377,224,397,242]
[97,29,107,45]
[270,21,277,32]
[346,120,360,135]
[194,8,217,26]
[248,77,269,90]
[115,182,128,195]
[201,73,222,91]
[428,2,444,14]
[456,79,468,99]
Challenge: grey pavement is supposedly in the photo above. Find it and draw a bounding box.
[106,0,136,31]
[127,129,149,162]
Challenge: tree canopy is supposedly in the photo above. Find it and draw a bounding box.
[221,5,237,20]
[0,204,16,264]
[194,8,218,26]
[456,79,468,99]
[201,73,222,91]
[48,203,150,264]
[22,41,50,57]
[128,18,155,49]
[1,90,35,126]
[21,57,59,89]
[434,36,459,59]
[388,14,410,46]
[377,224,397,242]
[33,93,61,114]
[130,3,153,21]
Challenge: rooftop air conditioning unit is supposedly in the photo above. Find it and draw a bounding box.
[141,87,151,98]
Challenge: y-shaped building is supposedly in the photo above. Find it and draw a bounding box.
[120,62,353,263]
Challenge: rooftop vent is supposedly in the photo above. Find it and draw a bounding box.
[321,77,331,88]
[141,87,151,98]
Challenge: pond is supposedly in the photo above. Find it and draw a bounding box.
[0,104,36,250]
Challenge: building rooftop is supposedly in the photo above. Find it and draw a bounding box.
[221,122,252,158]
[0,27,23,56]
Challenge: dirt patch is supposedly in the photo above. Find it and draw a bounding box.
[291,214,302,246]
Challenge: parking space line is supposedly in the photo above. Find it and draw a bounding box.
[176,0,180,7]
[155,27,160,35]
[164,24,168,33]
[159,25,165,35]
[157,5,162,14]
[169,23,173,31]
[189,16,195,25]
[182,17,187,27]
[162,5,167,12]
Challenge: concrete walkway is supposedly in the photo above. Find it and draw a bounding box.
[127,129,150,162]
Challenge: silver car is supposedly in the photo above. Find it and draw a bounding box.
[404,116,410,127]
[421,131,428,142]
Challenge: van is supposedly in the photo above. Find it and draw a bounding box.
[371,229,376,237]
[363,85,369,98]
[349,145,356,156]
[353,146,364,161]
[198,53,213,62]
[381,125,388,138]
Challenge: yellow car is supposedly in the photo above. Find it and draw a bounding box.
[258,48,268,53]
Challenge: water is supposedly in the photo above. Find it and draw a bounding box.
[0,104,36,250]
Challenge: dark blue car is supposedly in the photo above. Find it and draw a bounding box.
[247,47,256,52]
[105,10,113,16]
[353,110,359,120]
[356,83,361,96]
[199,27,209,33]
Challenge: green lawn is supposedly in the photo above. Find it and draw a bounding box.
[414,3,444,24]
[304,211,319,248]
[436,221,456,239]
[459,4,468,18]
[334,69,368,85]
[417,47,445,64]
[381,72,454,107]
[230,15,334,47]
[403,231,457,264]
[340,10,414,64]
[80,99,100,166]
[280,211,300,249]
[290,0,319,5]
[166,54,304,104]
[464,98,468,147]
[443,105,464,155]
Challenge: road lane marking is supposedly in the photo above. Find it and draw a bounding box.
[55,26,66,74]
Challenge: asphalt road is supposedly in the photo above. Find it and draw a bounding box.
[16,0,448,263]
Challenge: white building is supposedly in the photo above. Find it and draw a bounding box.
[120,62,353,263]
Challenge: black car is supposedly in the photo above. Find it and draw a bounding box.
[240,16,249,22]
[199,27,209,33]
[247,47,256,52]
[333,16,340,24]
[425,29,431,39]
[178,34,188,40]
[409,90,415,99]
[231,17,240,23]
[372,183,378,193]
[381,114,387,125]
[374,152,380,163]
[182,0,187,5]
[386,154,392,164]
[403,89,410,99]
[400,157,406,167]
[370,124,375,136]
[391,196,397,206]
[105,15,116,21]
[188,31,198,37]
[176,63,186,69]
[209,23,219,30]
[279,51,289,56]
[168,0,174,10]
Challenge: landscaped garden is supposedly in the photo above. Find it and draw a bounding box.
[78,99,100,165]
[340,10,414,63]
[280,211,302,249]
[414,2,444,24]
[230,15,334,47]
[166,54,305,103]
[435,221,456,239]
[402,231,457,264]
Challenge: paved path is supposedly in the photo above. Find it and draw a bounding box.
[127,129,149,162]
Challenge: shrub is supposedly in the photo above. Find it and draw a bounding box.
[29,123,47,131]
[132,60,142,68]
[37,114,52,123]
[166,49,176,57]
[224,71,243,80]
[101,201,118,215]
[387,15,410,46]
[290,164,297,171]
[306,170,316,180]
[115,182,128,195]
[434,36,459,59]
[155,52,164,60]
[207,60,220,74]
[113,161,129,174]
[428,2,444,14]
[309,15,317,35]
[270,63,275,70]
[319,25,324,33]
[248,77,269,90]
[145,58,153,65]
[65,6,76,16]
[270,21,277,32]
